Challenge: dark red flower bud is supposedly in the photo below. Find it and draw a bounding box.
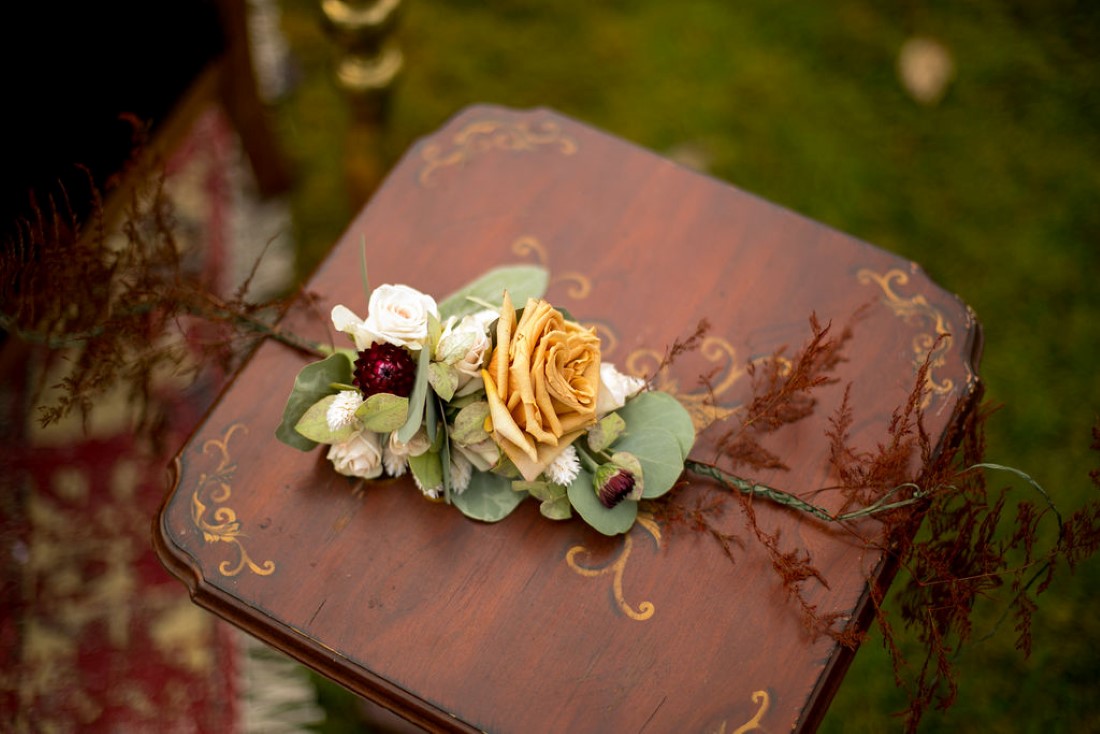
[596,466,636,509]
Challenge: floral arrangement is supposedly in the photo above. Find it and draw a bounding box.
[276,265,695,535]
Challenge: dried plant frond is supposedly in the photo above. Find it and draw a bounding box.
[2,129,318,444]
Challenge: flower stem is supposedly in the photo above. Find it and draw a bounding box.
[684,460,929,524]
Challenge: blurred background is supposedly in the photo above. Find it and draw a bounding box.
[279,3,1099,728]
[3,0,1097,731]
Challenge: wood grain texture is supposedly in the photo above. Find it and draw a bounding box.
[154,105,982,733]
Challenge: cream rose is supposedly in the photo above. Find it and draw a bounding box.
[327,430,384,479]
[332,284,439,351]
[482,292,601,481]
[437,309,495,394]
[364,284,439,350]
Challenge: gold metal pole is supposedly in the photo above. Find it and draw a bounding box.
[319,0,404,204]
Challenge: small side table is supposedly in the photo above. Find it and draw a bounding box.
[155,105,981,732]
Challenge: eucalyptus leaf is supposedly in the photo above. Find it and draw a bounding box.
[355,393,409,432]
[613,391,696,498]
[294,395,354,444]
[428,362,460,402]
[397,345,433,443]
[517,481,572,520]
[452,471,526,522]
[276,353,353,451]
[438,265,549,321]
[567,467,638,535]
[614,426,688,499]
[452,401,491,445]
[617,391,696,456]
[408,451,443,496]
[587,412,626,453]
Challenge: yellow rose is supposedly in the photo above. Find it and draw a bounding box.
[482,292,601,481]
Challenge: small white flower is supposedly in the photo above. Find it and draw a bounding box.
[326,390,364,432]
[596,362,647,416]
[449,451,473,495]
[327,430,384,479]
[545,444,581,486]
[382,429,431,477]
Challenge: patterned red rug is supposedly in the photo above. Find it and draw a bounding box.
[0,107,314,733]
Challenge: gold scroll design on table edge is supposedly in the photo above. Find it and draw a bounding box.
[189,422,275,578]
[419,118,578,187]
[858,268,956,408]
[708,690,772,734]
[566,512,662,621]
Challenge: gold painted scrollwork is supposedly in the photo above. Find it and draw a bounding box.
[189,423,275,578]
[858,268,955,407]
[709,690,771,734]
[626,337,743,433]
[511,235,592,301]
[419,118,578,187]
[566,513,662,621]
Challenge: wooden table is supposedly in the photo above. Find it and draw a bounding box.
[155,105,982,732]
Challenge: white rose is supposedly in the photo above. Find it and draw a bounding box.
[437,309,495,393]
[596,362,647,415]
[327,430,384,479]
[363,284,439,350]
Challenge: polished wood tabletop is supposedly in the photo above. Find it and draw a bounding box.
[155,105,982,732]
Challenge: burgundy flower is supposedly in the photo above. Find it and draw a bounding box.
[353,343,418,398]
[596,466,637,509]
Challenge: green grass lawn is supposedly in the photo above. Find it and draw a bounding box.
[274,1,1099,730]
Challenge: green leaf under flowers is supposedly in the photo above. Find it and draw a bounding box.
[408,451,443,496]
[587,412,626,453]
[515,480,572,521]
[452,401,491,445]
[452,471,526,522]
[438,265,549,321]
[276,353,353,451]
[567,467,638,535]
[294,395,355,444]
[613,391,696,499]
[355,393,409,432]
[397,344,433,443]
[428,362,460,402]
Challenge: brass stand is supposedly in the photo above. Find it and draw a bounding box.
[319,0,404,205]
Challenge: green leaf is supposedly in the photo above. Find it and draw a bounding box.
[276,353,353,451]
[452,401,491,445]
[428,362,460,402]
[355,393,409,432]
[567,467,638,535]
[587,412,626,453]
[613,391,696,499]
[452,471,526,522]
[438,265,549,321]
[397,344,433,443]
[294,395,353,444]
[408,451,443,495]
[515,480,572,521]
[617,391,696,456]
